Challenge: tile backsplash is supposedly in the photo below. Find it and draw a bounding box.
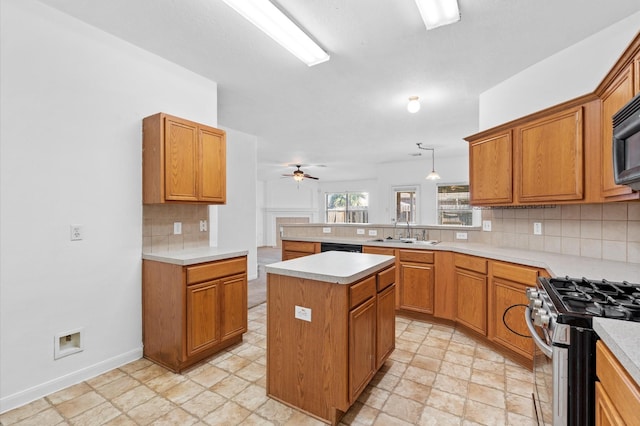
[479,202,640,263]
[143,204,209,252]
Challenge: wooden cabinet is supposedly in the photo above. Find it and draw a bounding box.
[468,131,513,205]
[281,240,320,260]
[488,261,543,360]
[595,341,640,426]
[349,296,376,402]
[143,113,226,204]
[434,251,456,320]
[517,106,584,202]
[397,249,435,314]
[376,266,396,368]
[143,256,247,372]
[267,263,394,425]
[454,254,487,335]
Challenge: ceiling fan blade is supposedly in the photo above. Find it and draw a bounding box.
[304,174,319,180]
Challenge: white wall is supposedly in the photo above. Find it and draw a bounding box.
[0,0,221,412]
[216,128,258,280]
[480,12,640,129]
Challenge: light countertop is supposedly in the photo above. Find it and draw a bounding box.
[282,237,640,282]
[265,251,395,284]
[593,318,640,386]
[142,247,248,266]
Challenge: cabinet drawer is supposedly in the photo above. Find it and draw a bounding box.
[398,249,434,264]
[350,276,376,309]
[282,241,317,253]
[596,341,640,426]
[378,266,396,292]
[492,261,538,285]
[187,257,246,284]
[363,246,396,256]
[454,254,487,274]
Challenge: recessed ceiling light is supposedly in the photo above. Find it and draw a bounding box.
[221,0,330,67]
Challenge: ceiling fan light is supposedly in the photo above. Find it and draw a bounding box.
[221,0,329,66]
[415,0,460,30]
[407,96,420,113]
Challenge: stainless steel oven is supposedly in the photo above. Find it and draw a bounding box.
[524,276,640,426]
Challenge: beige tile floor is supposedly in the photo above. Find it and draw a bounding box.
[0,303,536,426]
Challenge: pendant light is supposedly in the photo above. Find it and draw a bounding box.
[407,96,421,113]
[416,143,441,180]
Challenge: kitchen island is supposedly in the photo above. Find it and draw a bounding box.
[266,251,396,425]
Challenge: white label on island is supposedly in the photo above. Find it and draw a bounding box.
[295,305,312,322]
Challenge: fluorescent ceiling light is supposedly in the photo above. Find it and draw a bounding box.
[415,0,460,30]
[221,0,330,66]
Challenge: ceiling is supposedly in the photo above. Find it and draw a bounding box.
[37,0,640,181]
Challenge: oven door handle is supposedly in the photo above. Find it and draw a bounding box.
[525,307,553,358]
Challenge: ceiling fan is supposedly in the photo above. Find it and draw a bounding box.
[282,165,319,182]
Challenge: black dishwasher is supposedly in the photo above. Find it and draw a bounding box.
[320,242,363,253]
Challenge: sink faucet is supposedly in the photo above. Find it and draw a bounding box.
[406,221,411,239]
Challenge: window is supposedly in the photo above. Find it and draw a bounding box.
[393,187,417,224]
[437,184,474,225]
[325,192,369,223]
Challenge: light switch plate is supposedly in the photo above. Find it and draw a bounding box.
[173,222,182,235]
[294,305,312,322]
[322,227,331,234]
[456,232,468,240]
[357,229,365,235]
[368,229,377,236]
[482,220,492,232]
[533,222,542,235]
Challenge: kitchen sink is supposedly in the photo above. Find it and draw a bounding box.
[368,238,439,245]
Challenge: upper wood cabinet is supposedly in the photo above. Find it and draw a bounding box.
[517,106,583,202]
[468,131,513,205]
[143,113,226,204]
[596,45,640,201]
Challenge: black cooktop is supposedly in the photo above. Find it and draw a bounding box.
[540,276,640,324]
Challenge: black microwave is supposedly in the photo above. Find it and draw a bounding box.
[613,92,640,190]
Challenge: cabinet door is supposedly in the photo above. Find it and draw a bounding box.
[376,284,395,369]
[601,65,636,199]
[398,262,434,314]
[199,127,226,203]
[186,280,220,356]
[220,274,247,341]
[491,279,533,359]
[469,132,513,205]
[455,269,487,335]
[595,382,625,426]
[165,117,199,201]
[518,107,584,202]
[349,297,376,402]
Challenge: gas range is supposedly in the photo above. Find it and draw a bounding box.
[539,276,640,327]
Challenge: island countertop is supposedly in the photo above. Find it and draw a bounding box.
[265,251,395,284]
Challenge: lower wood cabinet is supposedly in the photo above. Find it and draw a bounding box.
[595,340,640,426]
[489,261,544,360]
[455,254,488,336]
[281,240,320,260]
[398,249,435,313]
[143,256,247,372]
[267,264,395,425]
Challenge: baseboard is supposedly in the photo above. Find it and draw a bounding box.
[0,347,143,414]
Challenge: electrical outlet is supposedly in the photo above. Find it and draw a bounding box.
[482,220,492,232]
[456,232,468,240]
[533,222,542,235]
[173,222,182,235]
[70,225,83,241]
[322,227,331,234]
[368,229,378,236]
[356,229,365,235]
[294,305,312,322]
[199,220,207,232]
